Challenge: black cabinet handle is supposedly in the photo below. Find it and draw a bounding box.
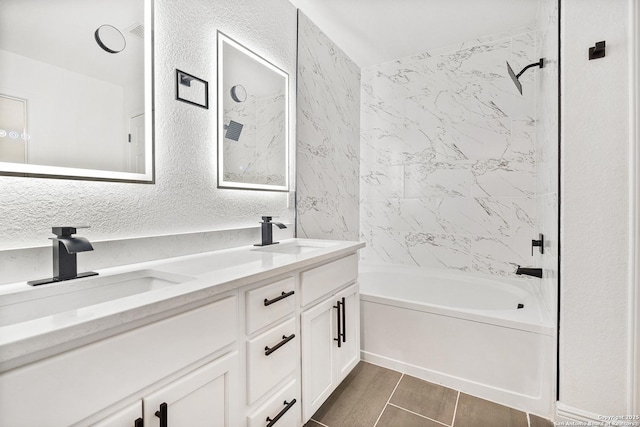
[334,300,342,348]
[264,290,295,306]
[341,296,346,343]
[134,418,143,427]
[155,402,167,427]
[266,399,297,426]
[265,333,295,356]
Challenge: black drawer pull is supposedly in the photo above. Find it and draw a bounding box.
[334,300,342,348]
[134,417,143,427]
[264,290,295,306]
[265,333,295,356]
[266,399,297,426]
[340,296,346,343]
[155,402,167,427]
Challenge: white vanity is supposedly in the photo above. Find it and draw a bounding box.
[0,238,364,427]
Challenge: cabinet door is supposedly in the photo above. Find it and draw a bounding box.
[301,296,338,421]
[335,284,360,383]
[91,401,143,427]
[144,352,238,427]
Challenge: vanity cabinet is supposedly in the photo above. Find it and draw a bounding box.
[299,255,360,421]
[92,402,142,427]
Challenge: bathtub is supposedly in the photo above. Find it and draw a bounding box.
[359,264,555,418]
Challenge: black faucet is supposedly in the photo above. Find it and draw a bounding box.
[28,226,98,286]
[515,265,543,278]
[255,216,287,246]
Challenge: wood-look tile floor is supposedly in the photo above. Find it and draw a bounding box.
[304,362,554,427]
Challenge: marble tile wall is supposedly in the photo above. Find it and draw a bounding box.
[296,12,361,241]
[360,30,538,276]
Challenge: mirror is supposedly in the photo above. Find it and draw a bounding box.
[0,0,153,182]
[217,32,289,191]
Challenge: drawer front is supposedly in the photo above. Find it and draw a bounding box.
[247,317,297,404]
[248,379,300,427]
[0,295,238,427]
[300,254,358,307]
[246,276,296,334]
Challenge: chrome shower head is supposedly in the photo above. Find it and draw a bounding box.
[506,58,544,95]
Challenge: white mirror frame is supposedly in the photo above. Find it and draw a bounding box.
[217,32,290,192]
[0,0,154,183]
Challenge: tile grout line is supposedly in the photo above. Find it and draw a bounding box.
[373,373,404,427]
[386,402,451,427]
[450,391,461,427]
[527,412,531,427]
[309,418,330,427]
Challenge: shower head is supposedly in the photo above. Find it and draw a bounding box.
[224,120,244,141]
[506,58,544,95]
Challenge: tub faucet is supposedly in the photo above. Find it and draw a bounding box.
[28,226,98,286]
[515,265,543,278]
[255,216,287,246]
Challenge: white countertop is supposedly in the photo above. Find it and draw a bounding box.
[0,238,364,372]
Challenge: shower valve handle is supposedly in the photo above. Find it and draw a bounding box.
[531,234,544,256]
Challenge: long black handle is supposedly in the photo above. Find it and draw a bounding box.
[264,290,295,306]
[266,399,297,426]
[334,300,342,348]
[265,333,295,356]
[341,296,346,343]
[155,402,167,427]
[134,418,143,427]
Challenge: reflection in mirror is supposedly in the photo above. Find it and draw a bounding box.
[0,0,153,182]
[217,32,289,191]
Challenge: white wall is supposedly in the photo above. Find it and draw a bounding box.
[560,0,635,417]
[0,49,128,172]
[296,12,361,241]
[0,0,297,283]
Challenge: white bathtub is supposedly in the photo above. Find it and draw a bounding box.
[359,264,555,418]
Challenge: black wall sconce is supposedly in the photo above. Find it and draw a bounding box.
[589,41,606,60]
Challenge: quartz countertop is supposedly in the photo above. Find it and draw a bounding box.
[0,238,364,371]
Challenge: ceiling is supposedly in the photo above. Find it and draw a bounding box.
[288,0,538,67]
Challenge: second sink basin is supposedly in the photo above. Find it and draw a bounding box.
[0,270,195,327]
[253,240,338,255]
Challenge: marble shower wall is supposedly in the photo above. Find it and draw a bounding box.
[360,30,538,276]
[223,88,286,185]
[296,12,360,240]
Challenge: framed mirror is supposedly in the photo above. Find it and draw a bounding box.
[0,0,154,182]
[217,32,289,191]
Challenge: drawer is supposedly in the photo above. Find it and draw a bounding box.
[300,254,358,307]
[247,317,297,404]
[248,379,300,427]
[246,276,296,334]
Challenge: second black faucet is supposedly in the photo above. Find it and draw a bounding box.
[255,216,287,246]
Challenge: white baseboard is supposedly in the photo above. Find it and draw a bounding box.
[556,402,603,422]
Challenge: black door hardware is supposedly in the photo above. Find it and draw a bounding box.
[532,234,544,255]
[265,334,295,356]
[589,41,605,60]
[155,402,167,427]
[266,399,297,426]
[340,297,346,343]
[134,418,144,427]
[264,290,295,306]
[334,300,342,348]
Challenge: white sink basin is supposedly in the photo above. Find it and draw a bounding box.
[0,270,195,327]
[253,240,338,255]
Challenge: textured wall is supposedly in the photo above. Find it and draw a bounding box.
[360,30,537,276]
[560,0,632,416]
[0,0,297,274]
[296,12,361,241]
